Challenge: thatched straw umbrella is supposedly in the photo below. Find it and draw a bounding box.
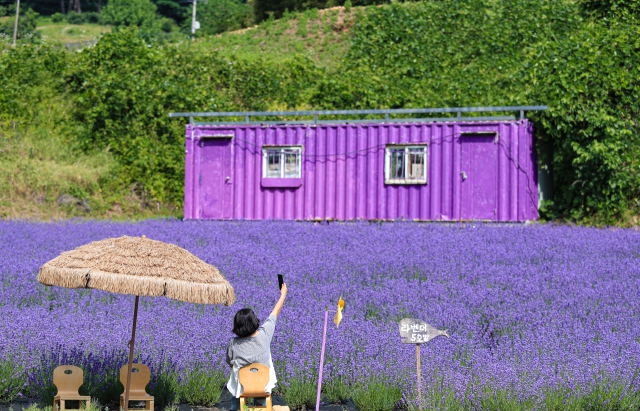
[37,235,235,411]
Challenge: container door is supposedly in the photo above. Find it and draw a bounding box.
[460,135,497,220]
[200,138,233,219]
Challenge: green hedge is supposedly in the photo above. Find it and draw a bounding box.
[524,20,640,219]
[64,28,320,204]
[312,0,640,220]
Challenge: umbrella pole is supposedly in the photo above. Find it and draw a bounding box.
[124,296,140,411]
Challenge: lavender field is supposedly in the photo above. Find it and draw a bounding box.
[1,220,640,411]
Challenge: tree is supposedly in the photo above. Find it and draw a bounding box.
[152,0,187,24]
[580,0,640,21]
[0,8,40,42]
[67,0,82,14]
[192,0,252,36]
[103,0,158,31]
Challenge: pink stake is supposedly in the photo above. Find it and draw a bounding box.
[316,308,329,411]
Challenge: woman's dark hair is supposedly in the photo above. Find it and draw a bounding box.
[233,308,260,337]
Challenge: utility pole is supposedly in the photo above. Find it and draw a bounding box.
[12,0,20,47]
[181,0,205,41]
[191,0,196,41]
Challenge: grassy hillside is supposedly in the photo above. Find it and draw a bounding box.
[202,6,362,70]
[23,6,356,52]
[0,93,178,220]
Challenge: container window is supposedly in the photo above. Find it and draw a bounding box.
[262,146,302,178]
[385,145,427,184]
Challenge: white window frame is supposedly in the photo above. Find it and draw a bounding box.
[262,146,303,178]
[384,145,428,185]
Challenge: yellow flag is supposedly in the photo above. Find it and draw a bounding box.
[334,296,345,328]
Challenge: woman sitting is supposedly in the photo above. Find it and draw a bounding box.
[226,283,288,410]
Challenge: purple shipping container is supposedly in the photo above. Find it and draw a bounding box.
[183,120,538,221]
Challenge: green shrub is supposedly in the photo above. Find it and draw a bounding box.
[297,13,308,36]
[51,12,65,23]
[413,380,640,411]
[264,11,275,34]
[83,12,103,24]
[0,6,7,17]
[160,17,174,32]
[344,0,352,13]
[580,0,640,21]
[102,0,159,41]
[192,0,253,36]
[0,359,26,403]
[63,28,320,205]
[524,20,640,220]
[354,7,364,21]
[66,11,85,24]
[278,378,317,410]
[1,4,15,17]
[352,378,402,411]
[323,378,351,404]
[0,8,40,41]
[155,0,188,25]
[307,7,320,20]
[176,367,226,406]
[542,380,640,411]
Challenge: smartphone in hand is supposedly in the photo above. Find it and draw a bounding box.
[278,274,284,290]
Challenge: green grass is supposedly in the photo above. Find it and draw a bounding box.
[199,6,366,71]
[0,91,179,221]
[36,17,111,44]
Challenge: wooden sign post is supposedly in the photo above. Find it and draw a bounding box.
[399,318,450,411]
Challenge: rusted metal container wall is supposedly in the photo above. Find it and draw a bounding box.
[184,121,537,221]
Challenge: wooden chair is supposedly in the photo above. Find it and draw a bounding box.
[53,365,91,411]
[239,363,272,411]
[119,364,154,411]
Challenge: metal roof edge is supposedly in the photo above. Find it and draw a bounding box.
[170,106,547,118]
[192,116,519,127]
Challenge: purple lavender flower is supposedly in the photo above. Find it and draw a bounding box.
[0,220,638,408]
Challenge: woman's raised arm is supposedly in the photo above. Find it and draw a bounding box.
[270,283,288,318]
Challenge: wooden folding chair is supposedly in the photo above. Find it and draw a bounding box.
[239,363,272,411]
[53,365,91,411]
[119,364,154,411]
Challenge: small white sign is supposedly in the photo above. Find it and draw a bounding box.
[399,318,450,344]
